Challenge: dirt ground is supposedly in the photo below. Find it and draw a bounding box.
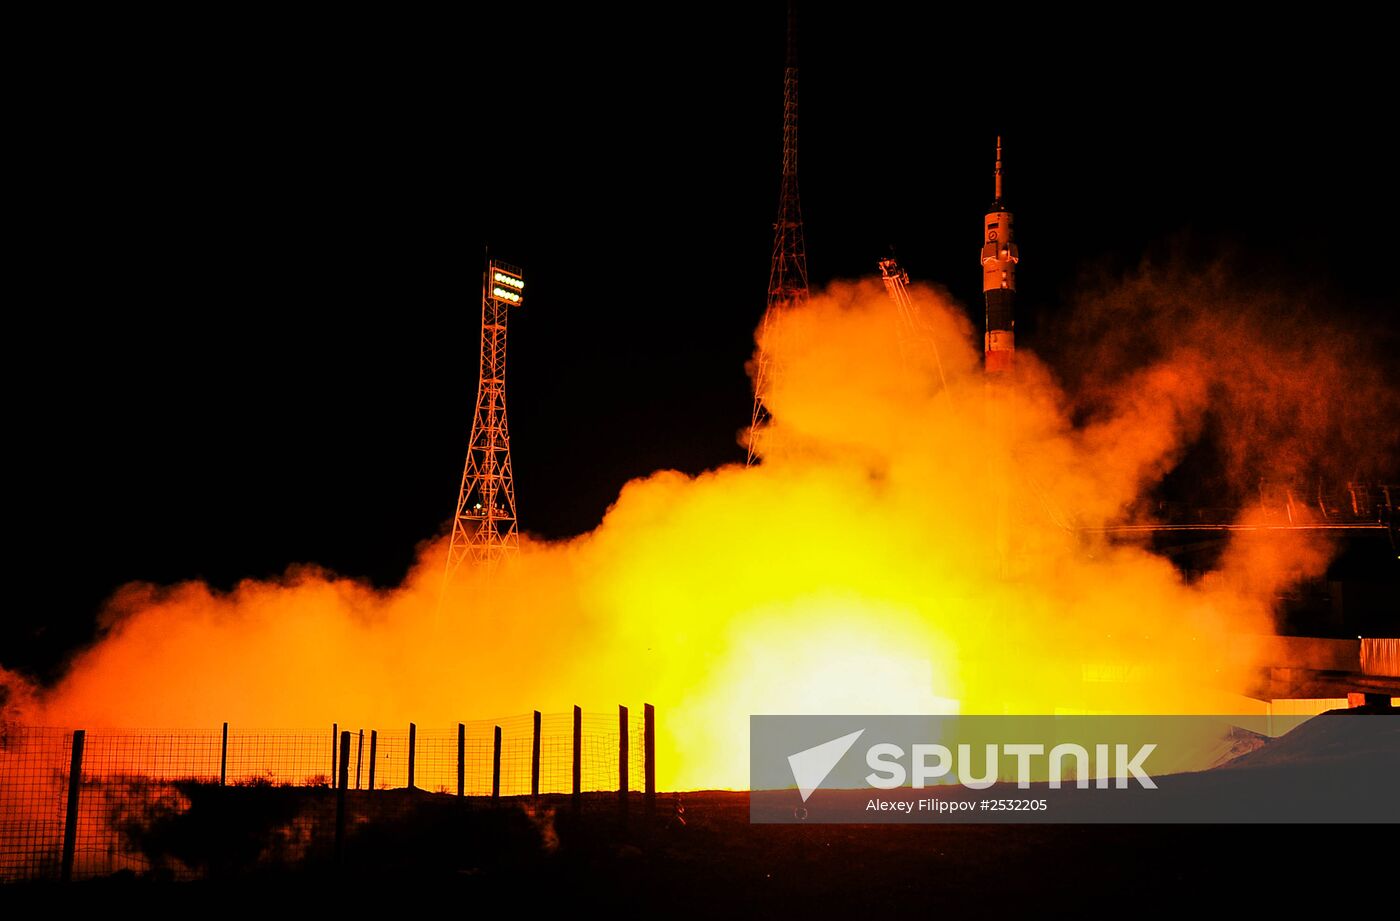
[11,788,1392,914]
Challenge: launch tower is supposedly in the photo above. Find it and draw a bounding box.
[747,1,810,464]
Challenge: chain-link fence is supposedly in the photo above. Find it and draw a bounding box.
[0,705,655,882]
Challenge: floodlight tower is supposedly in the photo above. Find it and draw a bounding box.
[446,260,524,575]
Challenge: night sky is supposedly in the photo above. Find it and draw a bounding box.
[8,8,1396,681]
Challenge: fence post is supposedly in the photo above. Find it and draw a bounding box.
[60,729,85,883]
[531,710,542,799]
[408,722,417,790]
[220,721,228,787]
[644,703,655,814]
[457,723,466,797]
[356,729,364,790]
[619,705,629,814]
[572,705,582,811]
[492,726,502,801]
[335,730,351,867]
[331,723,338,786]
[368,730,378,792]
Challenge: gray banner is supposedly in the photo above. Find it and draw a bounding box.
[750,714,1400,823]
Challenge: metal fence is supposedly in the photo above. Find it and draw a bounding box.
[0,705,654,882]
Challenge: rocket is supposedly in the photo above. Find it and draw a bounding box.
[981,136,1018,374]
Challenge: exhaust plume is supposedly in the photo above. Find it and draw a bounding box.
[10,266,1391,790]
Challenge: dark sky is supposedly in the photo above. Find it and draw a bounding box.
[8,8,1396,680]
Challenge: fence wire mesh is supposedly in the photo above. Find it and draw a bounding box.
[0,707,654,882]
[0,727,71,881]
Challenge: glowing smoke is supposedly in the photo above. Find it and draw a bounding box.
[7,268,1391,790]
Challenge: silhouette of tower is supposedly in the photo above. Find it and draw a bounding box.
[747,0,810,465]
[446,259,524,575]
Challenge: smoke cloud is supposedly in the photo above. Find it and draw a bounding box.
[8,265,1391,790]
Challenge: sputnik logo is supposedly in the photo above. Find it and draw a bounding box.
[787,729,865,802]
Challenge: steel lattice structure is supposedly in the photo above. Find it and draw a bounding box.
[747,1,809,466]
[446,260,523,574]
